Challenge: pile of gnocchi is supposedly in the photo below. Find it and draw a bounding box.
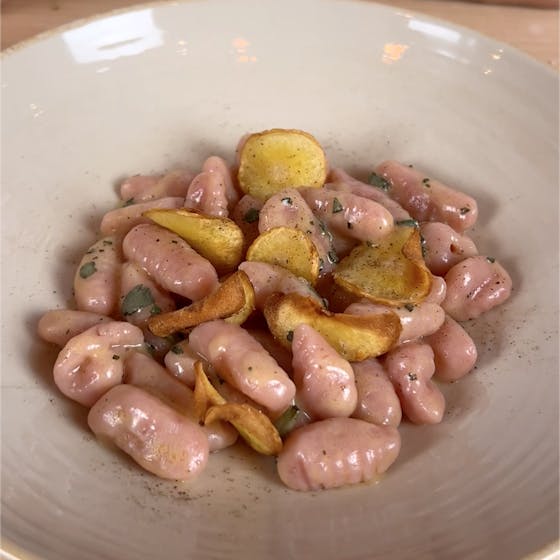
[38,129,512,491]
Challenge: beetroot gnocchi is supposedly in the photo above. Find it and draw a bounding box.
[38,129,511,491]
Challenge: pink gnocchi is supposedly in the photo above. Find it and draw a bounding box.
[38,132,511,491]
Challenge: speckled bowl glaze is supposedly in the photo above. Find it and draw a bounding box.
[2,1,558,559]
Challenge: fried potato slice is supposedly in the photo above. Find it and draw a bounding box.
[148,271,255,337]
[264,292,401,361]
[143,208,244,273]
[224,270,257,325]
[333,226,432,307]
[237,129,327,201]
[205,403,283,456]
[193,361,226,421]
[246,227,320,284]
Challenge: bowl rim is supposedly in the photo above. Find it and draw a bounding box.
[1,0,557,79]
[1,1,557,559]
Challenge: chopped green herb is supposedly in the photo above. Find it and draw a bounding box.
[171,345,184,355]
[404,303,415,312]
[460,207,471,215]
[274,405,300,438]
[171,240,178,244]
[332,197,344,214]
[145,342,156,356]
[286,330,294,342]
[281,197,293,206]
[243,207,260,223]
[318,257,325,272]
[407,372,418,381]
[420,233,428,258]
[79,261,97,279]
[396,219,419,228]
[121,284,154,316]
[102,239,113,245]
[486,256,496,263]
[368,172,391,191]
[112,354,120,360]
[327,250,339,264]
[422,178,431,188]
[123,197,135,206]
[150,305,162,315]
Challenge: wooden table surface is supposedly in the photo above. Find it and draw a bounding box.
[1,0,558,69]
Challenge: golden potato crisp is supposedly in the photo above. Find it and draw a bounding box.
[333,226,432,306]
[237,129,327,201]
[263,292,401,361]
[246,227,320,284]
[148,271,255,337]
[193,361,226,421]
[205,403,283,456]
[143,208,244,273]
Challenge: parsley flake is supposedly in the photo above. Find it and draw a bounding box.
[273,405,300,437]
[460,207,471,215]
[121,284,154,316]
[281,197,293,206]
[332,198,344,214]
[327,250,339,264]
[420,233,428,258]
[319,221,328,234]
[396,219,419,228]
[407,372,418,381]
[486,256,496,263]
[286,330,294,342]
[79,261,97,279]
[171,345,184,355]
[368,172,391,191]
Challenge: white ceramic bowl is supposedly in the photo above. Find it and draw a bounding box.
[2,1,558,559]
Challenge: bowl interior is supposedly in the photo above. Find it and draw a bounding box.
[2,1,558,559]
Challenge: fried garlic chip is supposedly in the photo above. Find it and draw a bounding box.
[193,361,226,422]
[224,270,257,325]
[148,271,255,337]
[205,403,283,456]
[246,227,320,284]
[237,129,327,201]
[333,226,432,307]
[264,292,401,361]
[143,208,244,274]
